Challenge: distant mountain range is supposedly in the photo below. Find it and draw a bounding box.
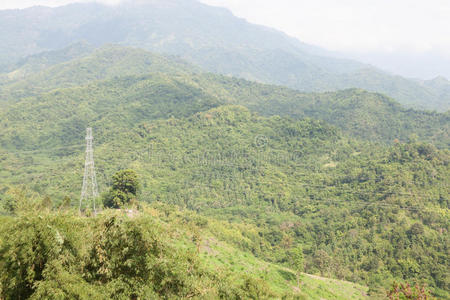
[0,0,448,111]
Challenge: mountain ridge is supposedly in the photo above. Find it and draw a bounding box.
[0,1,449,110]
[0,45,447,148]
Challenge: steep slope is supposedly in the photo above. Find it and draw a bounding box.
[0,1,448,110]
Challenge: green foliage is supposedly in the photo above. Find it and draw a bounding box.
[84,216,202,298]
[291,245,304,274]
[0,214,83,299]
[0,103,448,297]
[40,196,52,210]
[1,61,447,152]
[0,35,448,299]
[111,170,140,196]
[0,187,40,215]
[0,210,279,299]
[60,196,72,210]
[103,170,140,209]
[2,193,16,214]
[0,45,197,102]
[289,245,304,288]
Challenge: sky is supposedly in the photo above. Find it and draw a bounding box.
[1,0,449,78]
[201,0,450,56]
[200,0,450,79]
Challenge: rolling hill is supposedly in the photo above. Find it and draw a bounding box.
[0,46,448,148]
[0,44,196,101]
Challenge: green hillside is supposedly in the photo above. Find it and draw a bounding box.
[0,38,448,299]
[0,1,449,110]
[1,104,448,297]
[184,48,450,111]
[0,202,371,299]
[0,45,196,102]
[0,42,94,83]
[0,47,448,147]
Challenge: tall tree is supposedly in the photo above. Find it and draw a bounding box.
[290,245,304,289]
[103,170,140,209]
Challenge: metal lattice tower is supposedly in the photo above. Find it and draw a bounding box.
[80,127,99,213]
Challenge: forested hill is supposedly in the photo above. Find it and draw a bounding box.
[0,1,449,110]
[0,45,196,100]
[0,46,448,298]
[1,105,448,297]
[0,2,448,299]
[0,42,94,82]
[0,46,448,148]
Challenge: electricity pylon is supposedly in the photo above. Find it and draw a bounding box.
[80,127,99,213]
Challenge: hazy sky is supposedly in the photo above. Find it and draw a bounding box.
[1,0,449,78]
[202,0,450,56]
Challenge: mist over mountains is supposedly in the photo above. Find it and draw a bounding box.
[344,49,450,80]
[0,0,449,111]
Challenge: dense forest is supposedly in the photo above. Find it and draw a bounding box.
[0,2,449,299]
[1,100,449,298]
[0,46,448,150]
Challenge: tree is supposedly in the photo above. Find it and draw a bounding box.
[1,187,37,215]
[408,223,425,237]
[313,249,331,277]
[103,170,140,209]
[289,245,304,288]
